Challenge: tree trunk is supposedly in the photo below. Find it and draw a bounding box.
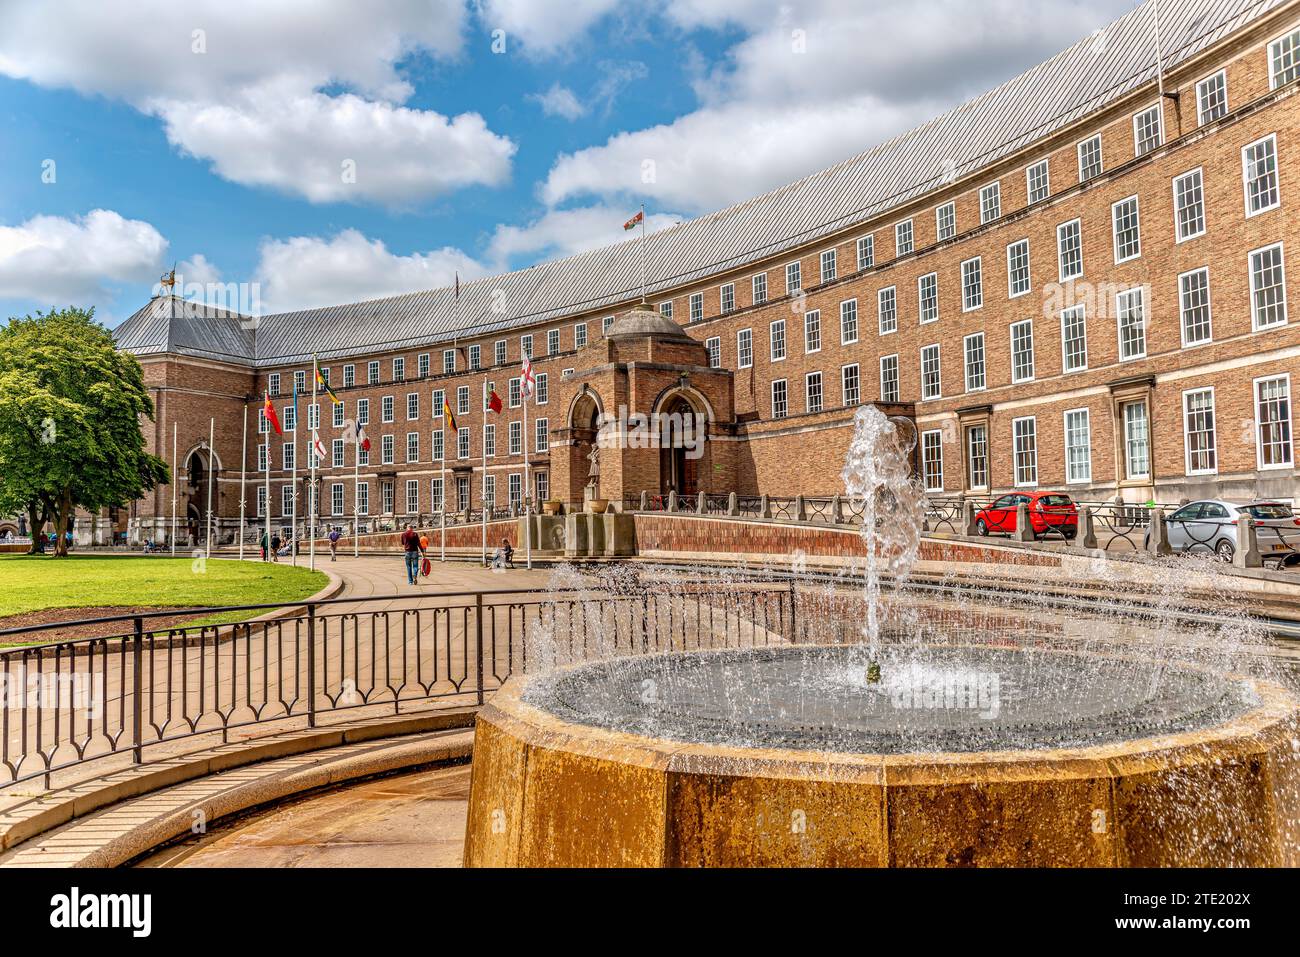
[25,501,45,554]
[52,487,73,557]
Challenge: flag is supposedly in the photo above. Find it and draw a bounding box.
[315,366,341,405]
[454,271,460,300]
[311,429,328,463]
[520,356,536,399]
[263,391,283,435]
[442,395,458,432]
[623,210,644,231]
[486,389,503,414]
[341,418,371,451]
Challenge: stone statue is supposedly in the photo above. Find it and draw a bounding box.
[586,443,601,495]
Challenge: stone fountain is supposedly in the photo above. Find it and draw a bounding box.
[465,407,1300,867]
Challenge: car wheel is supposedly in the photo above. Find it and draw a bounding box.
[976,519,988,536]
[1215,539,1235,563]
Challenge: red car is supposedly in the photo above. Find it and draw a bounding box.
[975,492,1078,539]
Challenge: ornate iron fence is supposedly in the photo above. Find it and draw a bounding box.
[0,582,795,788]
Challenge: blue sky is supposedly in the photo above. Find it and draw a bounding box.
[0,0,1138,327]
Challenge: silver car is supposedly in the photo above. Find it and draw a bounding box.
[1149,499,1300,562]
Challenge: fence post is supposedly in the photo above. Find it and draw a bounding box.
[1077,506,1097,549]
[787,580,798,642]
[831,494,844,524]
[132,616,144,765]
[963,500,979,536]
[475,592,486,705]
[1234,515,1262,569]
[696,490,706,514]
[760,494,771,519]
[667,490,678,512]
[1147,509,1172,556]
[306,602,317,728]
[639,490,648,511]
[1014,502,1034,542]
[795,494,807,522]
[728,492,739,516]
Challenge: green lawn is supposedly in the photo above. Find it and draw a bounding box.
[0,555,329,622]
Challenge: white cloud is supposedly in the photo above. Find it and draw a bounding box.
[176,254,222,288]
[0,0,466,103]
[529,83,587,120]
[476,0,622,55]
[157,89,515,205]
[253,230,489,313]
[542,97,920,211]
[544,0,1139,212]
[0,0,515,206]
[486,205,681,267]
[0,210,167,303]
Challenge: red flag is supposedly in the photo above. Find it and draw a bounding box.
[486,389,503,414]
[521,356,536,398]
[356,424,371,452]
[263,391,283,435]
[623,210,644,231]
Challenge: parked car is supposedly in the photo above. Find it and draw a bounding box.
[975,492,1078,539]
[1145,499,1300,562]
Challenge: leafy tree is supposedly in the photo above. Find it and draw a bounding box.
[0,307,169,556]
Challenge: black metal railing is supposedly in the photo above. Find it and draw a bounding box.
[0,582,795,788]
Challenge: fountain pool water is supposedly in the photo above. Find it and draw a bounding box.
[464,407,1300,867]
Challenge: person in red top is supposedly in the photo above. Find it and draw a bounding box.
[399,524,423,585]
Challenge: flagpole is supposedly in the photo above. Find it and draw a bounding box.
[290,386,298,566]
[523,371,532,570]
[238,401,248,561]
[353,424,360,559]
[481,377,488,566]
[309,358,318,573]
[639,202,647,302]
[440,454,446,563]
[170,422,178,556]
[263,395,271,562]
[205,417,215,559]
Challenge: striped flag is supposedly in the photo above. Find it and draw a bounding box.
[342,419,371,451]
[442,394,458,432]
[622,209,644,231]
[521,356,536,399]
[315,366,341,405]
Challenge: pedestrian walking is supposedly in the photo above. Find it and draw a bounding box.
[259,530,269,562]
[400,523,422,585]
[270,533,281,562]
[328,527,341,561]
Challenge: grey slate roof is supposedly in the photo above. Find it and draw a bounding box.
[113,0,1289,369]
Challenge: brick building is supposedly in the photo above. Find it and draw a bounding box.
[107,0,1300,545]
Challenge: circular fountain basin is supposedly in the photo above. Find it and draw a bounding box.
[464,645,1300,867]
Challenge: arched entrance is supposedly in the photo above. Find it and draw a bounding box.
[659,395,704,498]
[567,391,601,504]
[185,446,218,544]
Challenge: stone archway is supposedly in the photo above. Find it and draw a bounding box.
[655,390,710,498]
[566,390,602,505]
[185,446,219,544]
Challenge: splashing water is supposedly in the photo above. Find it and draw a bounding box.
[841,406,927,665]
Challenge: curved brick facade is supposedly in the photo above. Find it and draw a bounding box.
[111,4,1300,546]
